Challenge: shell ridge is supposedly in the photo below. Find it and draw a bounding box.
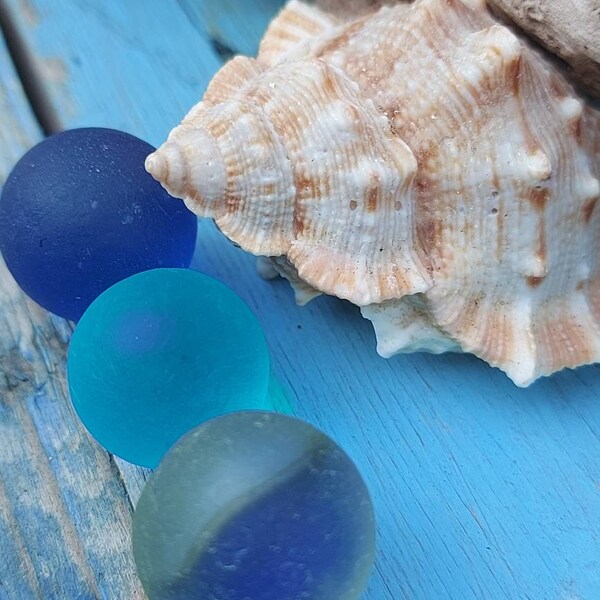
[258,0,340,66]
[425,287,541,385]
[202,56,265,108]
[236,60,314,259]
[530,293,600,382]
[242,56,432,304]
[208,99,297,255]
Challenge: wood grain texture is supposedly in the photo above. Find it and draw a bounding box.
[1,0,222,145]
[1,1,600,599]
[177,0,285,58]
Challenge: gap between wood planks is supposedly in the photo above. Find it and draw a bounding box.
[0,0,240,135]
[0,0,60,134]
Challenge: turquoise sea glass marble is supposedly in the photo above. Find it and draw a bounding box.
[67,269,271,468]
[132,411,376,600]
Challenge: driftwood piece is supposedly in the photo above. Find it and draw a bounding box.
[316,0,391,17]
[487,0,600,99]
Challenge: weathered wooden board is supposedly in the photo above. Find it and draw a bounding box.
[1,1,600,599]
[177,0,284,58]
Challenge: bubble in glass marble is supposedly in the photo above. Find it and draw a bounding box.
[132,411,376,600]
[67,269,271,468]
[0,128,197,321]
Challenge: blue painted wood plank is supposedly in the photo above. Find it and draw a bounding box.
[177,0,286,58]
[2,1,600,599]
[0,32,39,179]
[1,0,222,145]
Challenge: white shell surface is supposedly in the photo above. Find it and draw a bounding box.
[146,0,600,386]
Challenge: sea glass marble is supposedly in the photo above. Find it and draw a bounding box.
[132,411,376,600]
[0,128,197,321]
[67,268,271,468]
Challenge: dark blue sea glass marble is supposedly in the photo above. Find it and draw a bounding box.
[67,269,271,468]
[0,128,197,321]
[132,411,376,600]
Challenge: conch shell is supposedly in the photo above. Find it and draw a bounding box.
[146,0,600,386]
